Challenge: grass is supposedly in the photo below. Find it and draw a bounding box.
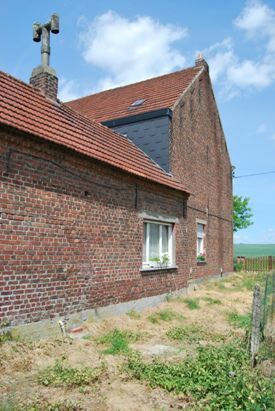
[227,312,252,330]
[97,329,141,354]
[234,243,275,258]
[38,359,104,387]
[1,271,273,410]
[126,342,273,411]
[2,398,81,410]
[183,298,200,310]
[0,331,14,345]
[165,293,173,302]
[166,325,204,342]
[208,273,268,293]
[126,309,141,319]
[167,325,225,344]
[147,309,180,324]
[202,296,222,305]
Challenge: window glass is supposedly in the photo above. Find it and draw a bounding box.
[196,222,206,259]
[143,222,173,267]
[149,223,159,259]
[162,225,169,255]
[197,223,204,237]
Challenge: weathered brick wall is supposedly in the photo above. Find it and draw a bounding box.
[0,128,188,325]
[170,68,233,279]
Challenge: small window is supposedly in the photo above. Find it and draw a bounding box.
[197,223,206,261]
[143,221,173,268]
[130,99,145,107]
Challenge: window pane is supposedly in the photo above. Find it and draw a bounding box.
[143,223,147,261]
[197,238,203,255]
[197,223,204,237]
[162,225,168,255]
[149,223,159,260]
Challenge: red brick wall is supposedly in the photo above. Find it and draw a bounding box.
[170,69,233,279]
[0,128,188,325]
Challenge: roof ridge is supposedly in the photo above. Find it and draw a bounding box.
[66,65,199,103]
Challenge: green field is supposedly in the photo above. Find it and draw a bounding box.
[234,244,275,258]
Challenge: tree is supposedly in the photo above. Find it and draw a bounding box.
[233,195,253,232]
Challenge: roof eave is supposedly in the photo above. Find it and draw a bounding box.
[0,121,190,196]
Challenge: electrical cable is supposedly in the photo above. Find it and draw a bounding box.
[234,171,275,179]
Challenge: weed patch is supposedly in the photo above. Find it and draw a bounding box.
[97,329,141,355]
[183,298,200,310]
[126,310,141,319]
[202,297,222,305]
[0,331,16,345]
[126,342,273,410]
[167,325,225,343]
[147,309,179,324]
[38,359,104,387]
[166,325,203,342]
[6,398,82,411]
[227,312,251,331]
[165,293,173,302]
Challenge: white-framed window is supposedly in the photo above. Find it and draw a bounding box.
[197,222,206,261]
[143,221,173,268]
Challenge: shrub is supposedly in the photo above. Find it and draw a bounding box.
[233,260,243,272]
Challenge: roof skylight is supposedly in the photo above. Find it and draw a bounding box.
[130,98,145,107]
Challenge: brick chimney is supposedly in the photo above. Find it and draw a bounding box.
[30,14,59,101]
[195,53,209,72]
[30,66,58,101]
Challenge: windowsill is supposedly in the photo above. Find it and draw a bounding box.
[140,265,178,273]
[197,261,207,266]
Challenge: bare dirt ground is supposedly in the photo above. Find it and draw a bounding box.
[0,273,269,410]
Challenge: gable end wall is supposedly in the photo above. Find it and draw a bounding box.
[170,69,233,279]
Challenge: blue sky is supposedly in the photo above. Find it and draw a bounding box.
[1,0,274,244]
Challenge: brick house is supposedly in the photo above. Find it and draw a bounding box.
[67,56,233,279]
[0,54,232,327]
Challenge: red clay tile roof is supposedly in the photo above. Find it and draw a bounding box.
[0,71,189,193]
[66,66,203,122]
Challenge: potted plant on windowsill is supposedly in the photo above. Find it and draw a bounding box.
[197,251,206,264]
[149,253,170,269]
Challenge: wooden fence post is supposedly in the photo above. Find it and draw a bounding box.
[250,284,261,367]
[268,256,272,271]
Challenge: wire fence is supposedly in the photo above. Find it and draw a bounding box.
[250,270,274,366]
[261,271,274,337]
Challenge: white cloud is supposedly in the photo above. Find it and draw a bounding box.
[234,0,275,53]
[78,11,187,91]
[202,1,275,98]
